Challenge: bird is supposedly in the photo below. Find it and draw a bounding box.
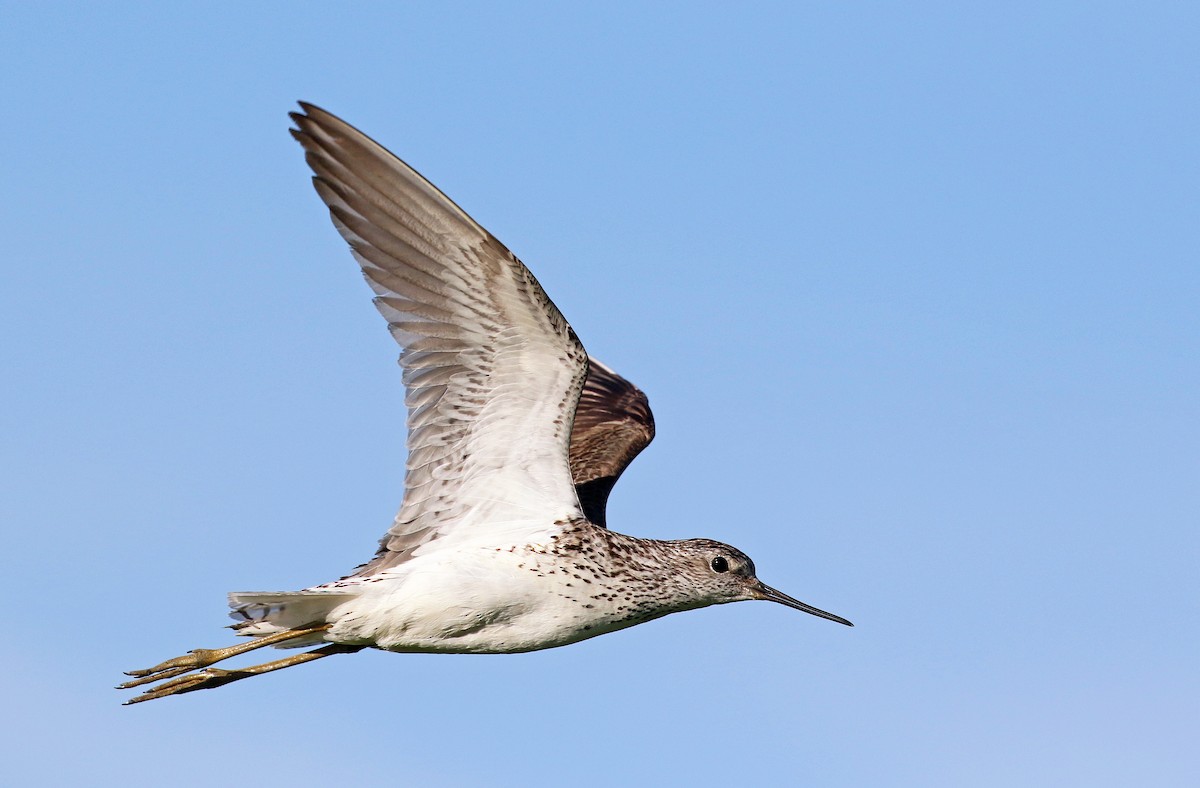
[119,103,852,705]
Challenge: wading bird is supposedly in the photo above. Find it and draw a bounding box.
[120,104,851,704]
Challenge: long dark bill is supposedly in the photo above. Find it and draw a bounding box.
[757,582,854,627]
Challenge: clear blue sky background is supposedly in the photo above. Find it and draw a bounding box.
[2,3,1195,786]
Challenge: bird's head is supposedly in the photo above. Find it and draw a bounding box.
[674,538,853,626]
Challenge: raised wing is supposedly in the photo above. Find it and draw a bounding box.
[291,103,588,575]
[571,358,655,527]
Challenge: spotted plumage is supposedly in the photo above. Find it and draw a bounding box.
[119,103,851,705]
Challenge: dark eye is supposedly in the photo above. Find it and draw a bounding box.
[711,556,730,573]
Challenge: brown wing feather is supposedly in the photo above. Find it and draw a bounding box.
[570,357,655,527]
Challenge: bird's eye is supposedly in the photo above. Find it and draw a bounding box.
[711,556,730,573]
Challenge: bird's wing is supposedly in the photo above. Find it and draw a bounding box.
[292,103,588,575]
[570,358,655,527]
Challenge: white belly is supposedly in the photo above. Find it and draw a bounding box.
[323,544,630,653]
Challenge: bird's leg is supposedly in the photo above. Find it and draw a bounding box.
[118,623,332,688]
[122,643,363,705]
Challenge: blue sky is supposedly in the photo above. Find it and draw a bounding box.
[2,3,1196,786]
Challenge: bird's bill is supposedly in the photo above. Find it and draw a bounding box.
[756,582,854,626]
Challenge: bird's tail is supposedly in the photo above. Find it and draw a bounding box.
[228,590,358,646]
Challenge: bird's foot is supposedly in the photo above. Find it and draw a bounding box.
[117,623,336,703]
[118,648,232,688]
[121,667,240,704]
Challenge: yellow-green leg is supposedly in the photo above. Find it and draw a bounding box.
[119,623,332,689]
[122,643,362,705]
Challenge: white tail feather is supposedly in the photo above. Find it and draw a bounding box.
[228,591,358,646]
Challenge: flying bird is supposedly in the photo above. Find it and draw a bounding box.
[120,104,851,704]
